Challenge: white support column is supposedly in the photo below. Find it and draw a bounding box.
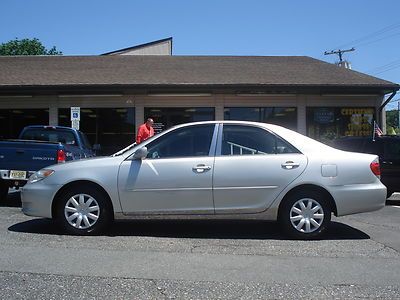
[48,105,58,126]
[215,97,224,120]
[297,95,306,134]
[135,98,144,132]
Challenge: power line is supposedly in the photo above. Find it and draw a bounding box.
[368,59,400,74]
[374,62,400,75]
[356,32,400,48]
[333,21,400,49]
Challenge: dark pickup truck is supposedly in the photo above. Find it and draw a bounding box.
[0,125,95,201]
[333,135,400,198]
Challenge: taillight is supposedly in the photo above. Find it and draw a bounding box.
[57,149,66,163]
[370,161,381,177]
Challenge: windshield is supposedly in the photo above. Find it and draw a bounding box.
[112,143,137,156]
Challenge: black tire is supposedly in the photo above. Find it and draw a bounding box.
[55,185,112,235]
[0,181,9,203]
[279,190,331,240]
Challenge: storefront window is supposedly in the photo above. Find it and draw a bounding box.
[306,107,375,144]
[0,109,49,139]
[145,107,215,134]
[224,107,297,130]
[59,108,135,155]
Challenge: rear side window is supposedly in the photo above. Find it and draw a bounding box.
[221,125,299,156]
[21,129,77,145]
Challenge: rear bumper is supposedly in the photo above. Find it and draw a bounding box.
[21,182,61,218]
[328,181,387,217]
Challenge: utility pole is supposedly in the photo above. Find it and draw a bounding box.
[324,47,355,63]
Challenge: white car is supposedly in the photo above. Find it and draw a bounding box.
[21,121,386,239]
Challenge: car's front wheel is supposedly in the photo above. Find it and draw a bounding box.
[55,185,112,235]
[279,191,331,239]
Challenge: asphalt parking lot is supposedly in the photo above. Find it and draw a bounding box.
[0,192,400,299]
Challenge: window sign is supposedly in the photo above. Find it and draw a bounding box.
[307,107,375,145]
[313,108,335,124]
[341,108,374,137]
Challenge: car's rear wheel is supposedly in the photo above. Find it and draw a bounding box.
[0,181,9,203]
[279,191,331,239]
[55,186,111,235]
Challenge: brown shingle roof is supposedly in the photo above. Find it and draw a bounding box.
[0,55,398,92]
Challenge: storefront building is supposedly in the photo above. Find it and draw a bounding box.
[0,54,398,155]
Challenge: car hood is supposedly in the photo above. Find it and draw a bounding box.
[44,155,121,172]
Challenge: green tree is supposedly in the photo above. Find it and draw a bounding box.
[0,38,62,55]
[386,109,399,131]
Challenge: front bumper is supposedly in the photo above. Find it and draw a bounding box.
[328,181,387,217]
[1,169,36,188]
[21,182,62,219]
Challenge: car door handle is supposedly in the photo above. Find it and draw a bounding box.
[281,161,300,170]
[192,164,212,173]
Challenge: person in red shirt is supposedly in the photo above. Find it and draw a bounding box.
[136,118,155,144]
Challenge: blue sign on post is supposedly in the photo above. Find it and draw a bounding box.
[70,107,80,121]
[70,107,80,130]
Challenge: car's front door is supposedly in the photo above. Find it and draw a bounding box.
[213,124,307,214]
[118,124,217,214]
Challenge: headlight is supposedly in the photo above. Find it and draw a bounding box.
[28,169,55,184]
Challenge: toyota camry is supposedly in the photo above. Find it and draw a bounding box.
[21,121,386,239]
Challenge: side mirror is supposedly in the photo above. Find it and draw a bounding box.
[132,147,148,160]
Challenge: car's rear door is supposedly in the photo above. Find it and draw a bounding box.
[117,124,218,214]
[212,124,307,214]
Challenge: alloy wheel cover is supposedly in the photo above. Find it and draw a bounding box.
[289,198,324,233]
[64,193,100,229]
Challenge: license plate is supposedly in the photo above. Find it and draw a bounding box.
[9,170,27,179]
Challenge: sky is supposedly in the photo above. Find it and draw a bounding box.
[1,0,400,109]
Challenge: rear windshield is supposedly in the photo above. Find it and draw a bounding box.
[21,129,77,145]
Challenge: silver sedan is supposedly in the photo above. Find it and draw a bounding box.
[21,121,386,239]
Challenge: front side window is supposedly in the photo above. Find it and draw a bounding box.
[221,125,298,156]
[146,124,215,159]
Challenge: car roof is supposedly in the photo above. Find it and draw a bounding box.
[24,125,77,131]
